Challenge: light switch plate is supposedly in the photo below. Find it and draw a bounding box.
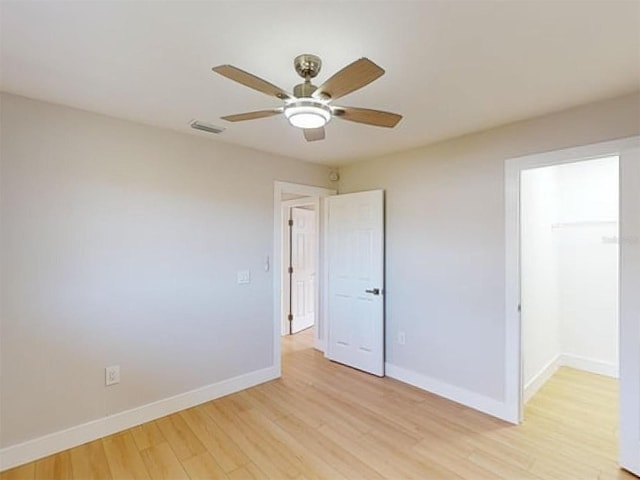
[105,365,120,386]
[237,270,251,284]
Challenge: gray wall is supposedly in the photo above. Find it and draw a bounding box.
[0,93,331,447]
[339,92,640,402]
[2,89,638,449]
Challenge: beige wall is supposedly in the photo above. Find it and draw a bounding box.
[339,92,640,402]
[0,93,331,447]
[2,89,638,450]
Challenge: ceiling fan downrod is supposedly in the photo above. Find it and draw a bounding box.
[293,54,322,98]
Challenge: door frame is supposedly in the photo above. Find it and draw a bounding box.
[504,135,640,424]
[281,198,318,336]
[273,181,336,376]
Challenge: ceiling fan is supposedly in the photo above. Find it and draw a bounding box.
[211,54,402,142]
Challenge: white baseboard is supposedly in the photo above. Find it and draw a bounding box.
[524,355,561,403]
[560,353,618,378]
[385,363,511,422]
[523,353,618,405]
[0,366,278,472]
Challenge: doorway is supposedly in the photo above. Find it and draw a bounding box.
[504,136,640,475]
[520,156,619,404]
[272,181,336,375]
[273,182,386,379]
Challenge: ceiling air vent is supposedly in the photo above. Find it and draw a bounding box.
[190,120,225,134]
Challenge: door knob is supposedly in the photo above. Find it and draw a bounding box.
[365,288,380,295]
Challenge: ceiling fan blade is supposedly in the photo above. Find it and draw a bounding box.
[221,109,282,122]
[333,106,402,128]
[303,127,325,142]
[212,65,291,100]
[313,58,384,101]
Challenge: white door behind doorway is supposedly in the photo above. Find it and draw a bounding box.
[327,190,384,376]
[290,207,316,333]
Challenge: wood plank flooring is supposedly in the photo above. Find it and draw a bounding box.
[1,328,634,479]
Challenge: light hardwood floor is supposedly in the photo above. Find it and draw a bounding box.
[1,328,634,479]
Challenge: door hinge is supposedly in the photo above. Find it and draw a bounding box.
[288,219,293,226]
[288,314,293,321]
[288,266,293,274]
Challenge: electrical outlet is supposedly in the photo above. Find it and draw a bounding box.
[105,365,120,386]
[398,331,406,345]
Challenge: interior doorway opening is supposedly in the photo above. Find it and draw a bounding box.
[272,181,336,376]
[505,137,640,475]
[276,185,386,379]
[520,156,620,407]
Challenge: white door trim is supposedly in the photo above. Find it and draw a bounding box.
[504,135,640,424]
[273,181,336,375]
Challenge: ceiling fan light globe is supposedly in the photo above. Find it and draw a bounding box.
[284,102,331,129]
[288,111,327,129]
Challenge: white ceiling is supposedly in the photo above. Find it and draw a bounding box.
[1,1,639,166]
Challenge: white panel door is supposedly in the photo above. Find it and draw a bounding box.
[327,190,384,376]
[291,207,316,333]
[619,148,640,476]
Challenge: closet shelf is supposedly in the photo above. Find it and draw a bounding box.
[551,220,617,229]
